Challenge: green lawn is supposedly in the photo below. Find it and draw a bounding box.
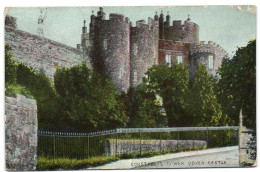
[37,146,206,170]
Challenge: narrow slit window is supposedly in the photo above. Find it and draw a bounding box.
[103,39,107,50]
[208,55,213,69]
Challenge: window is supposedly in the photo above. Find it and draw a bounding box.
[133,71,138,83]
[103,39,107,50]
[133,43,138,56]
[177,56,183,63]
[119,67,123,79]
[165,54,171,67]
[208,55,213,69]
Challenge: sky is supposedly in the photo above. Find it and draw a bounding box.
[7,6,256,56]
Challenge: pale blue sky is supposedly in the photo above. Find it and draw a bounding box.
[7,6,256,56]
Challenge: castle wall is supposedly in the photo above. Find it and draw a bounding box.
[130,18,159,87]
[164,20,199,43]
[190,41,228,78]
[181,21,199,43]
[105,139,207,156]
[158,39,190,66]
[90,13,131,92]
[5,95,38,171]
[5,26,91,78]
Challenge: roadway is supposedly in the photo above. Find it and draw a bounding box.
[90,146,239,169]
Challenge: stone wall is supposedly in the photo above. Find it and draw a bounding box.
[5,95,38,171]
[90,11,131,92]
[5,26,91,78]
[190,41,228,78]
[130,18,159,87]
[105,139,207,156]
[239,110,255,166]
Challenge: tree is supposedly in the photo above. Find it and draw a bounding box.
[188,64,230,126]
[146,64,190,127]
[5,45,17,84]
[54,63,127,132]
[126,83,167,128]
[217,39,256,130]
[16,63,60,129]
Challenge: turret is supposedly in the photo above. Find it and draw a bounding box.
[90,11,96,27]
[154,11,159,21]
[159,10,164,39]
[165,11,170,27]
[81,20,88,47]
[97,7,106,20]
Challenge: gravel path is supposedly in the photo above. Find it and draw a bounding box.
[89,146,239,169]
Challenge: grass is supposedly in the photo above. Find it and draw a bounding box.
[37,146,206,170]
[5,83,33,98]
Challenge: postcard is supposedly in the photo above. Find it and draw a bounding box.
[4,6,256,170]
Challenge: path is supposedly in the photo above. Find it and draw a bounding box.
[89,146,239,169]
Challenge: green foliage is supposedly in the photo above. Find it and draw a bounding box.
[16,64,60,129]
[5,84,33,98]
[126,83,167,128]
[217,39,256,130]
[5,45,17,84]
[146,64,190,127]
[37,146,206,170]
[54,63,127,132]
[37,155,120,170]
[187,64,231,126]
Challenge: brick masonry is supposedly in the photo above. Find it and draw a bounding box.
[5,95,38,171]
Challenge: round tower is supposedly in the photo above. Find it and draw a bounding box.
[190,41,228,78]
[90,9,131,92]
[130,18,159,87]
[181,15,199,43]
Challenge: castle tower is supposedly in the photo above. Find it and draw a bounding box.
[181,15,199,43]
[165,11,170,27]
[154,11,159,21]
[159,11,164,39]
[89,8,131,92]
[79,20,89,55]
[190,41,228,78]
[160,14,199,44]
[130,18,159,87]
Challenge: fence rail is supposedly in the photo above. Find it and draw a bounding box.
[37,126,239,159]
[38,126,239,137]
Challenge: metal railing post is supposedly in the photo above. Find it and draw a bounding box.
[53,132,56,159]
[229,129,231,146]
[115,133,118,156]
[139,132,142,155]
[193,128,195,148]
[159,132,162,152]
[207,127,209,147]
[87,134,90,159]
[177,130,179,149]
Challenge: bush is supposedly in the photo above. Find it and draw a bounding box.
[5,83,33,98]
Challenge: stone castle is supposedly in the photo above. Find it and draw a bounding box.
[5,7,228,93]
[77,7,228,92]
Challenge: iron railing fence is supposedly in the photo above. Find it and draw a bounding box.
[37,126,239,159]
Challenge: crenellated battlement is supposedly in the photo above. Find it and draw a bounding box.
[132,18,158,29]
[108,13,130,23]
[191,41,228,56]
[159,39,190,51]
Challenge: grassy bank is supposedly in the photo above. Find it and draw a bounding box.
[37,146,206,170]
